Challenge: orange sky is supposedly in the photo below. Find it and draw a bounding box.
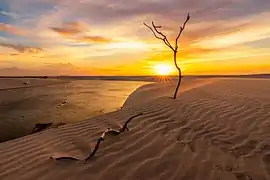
[0,0,270,76]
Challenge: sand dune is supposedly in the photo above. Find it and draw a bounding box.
[0,78,270,180]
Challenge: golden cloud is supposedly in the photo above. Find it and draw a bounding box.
[0,43,44,54]
[50,27,81,36]
[77,36,113,43]
[50,21,88,36]
[50,21,112,43]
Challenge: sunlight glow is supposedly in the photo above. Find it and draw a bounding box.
[153,64,173,76]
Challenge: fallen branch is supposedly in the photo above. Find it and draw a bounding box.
[84,131,106,161]
[101,112,144,136]
[50,131,106,161]
[50,113,143,161]
[119,113,143,132]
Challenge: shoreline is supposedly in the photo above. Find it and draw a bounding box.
[0,78,69,91]
[0,78,211,144]
[0,81,69,91]
[1,74,269,79]
[0,79,149,143]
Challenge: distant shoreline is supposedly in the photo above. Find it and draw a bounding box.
[0,80,68,91]
[0,74,269,82]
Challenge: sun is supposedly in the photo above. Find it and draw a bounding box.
[153,64,173,76]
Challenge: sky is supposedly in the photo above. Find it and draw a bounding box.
[0,0,270,76]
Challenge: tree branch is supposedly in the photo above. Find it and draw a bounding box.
[175,13,190,50]
[152,22,174,50]
[144,22,174,51]
[119,113,143,132]
[144,23,164,41]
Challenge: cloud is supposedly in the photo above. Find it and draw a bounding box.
[0,10,18,19]
[50,21,112,43]
[50,27,81,36]
[77,36,112,43]
[9,53,19,56]
[192,21,270,48]
[0,23,24,35]
[50,21,88,36]
[58,0,269,25]
[0,43,44,54]
[65,21,88,31]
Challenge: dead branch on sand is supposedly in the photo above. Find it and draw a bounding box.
[50,113,143,161]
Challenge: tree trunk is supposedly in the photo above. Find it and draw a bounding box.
[173,51,182,99]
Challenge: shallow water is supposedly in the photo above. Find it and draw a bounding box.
[0,79,148,142]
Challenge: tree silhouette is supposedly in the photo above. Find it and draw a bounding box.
[144,13,190,99]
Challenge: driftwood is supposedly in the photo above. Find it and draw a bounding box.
[50,131,106,161]
[119,113,143,132]
[50,113,143,161]
[102,112,143,137]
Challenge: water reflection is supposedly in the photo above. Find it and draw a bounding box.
[0,80,148,142]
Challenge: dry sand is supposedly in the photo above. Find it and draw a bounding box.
[0,78,270,180]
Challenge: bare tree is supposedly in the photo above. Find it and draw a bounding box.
[144,13,190,99]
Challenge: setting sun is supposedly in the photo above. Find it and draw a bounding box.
[153,64,173,76]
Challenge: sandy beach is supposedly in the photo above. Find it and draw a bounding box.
[0,78,270,180]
